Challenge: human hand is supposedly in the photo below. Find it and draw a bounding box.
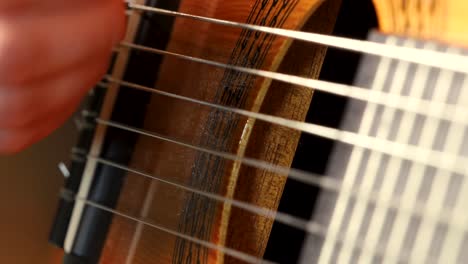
[0,1,126,154]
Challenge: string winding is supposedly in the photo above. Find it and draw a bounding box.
[60,189,272,264]
[64,153,440,264]
[62,2,468,262]
[103,77,468,176]
[120,42,468,126]
[93,118,467,232]
[127,2,468,73]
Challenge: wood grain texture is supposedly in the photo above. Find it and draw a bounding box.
[100,0,340,263]
[374,0,468,46]
[224,1,341,262]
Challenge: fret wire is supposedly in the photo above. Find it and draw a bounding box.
[93,118,466,232]
[70,154,440,264]
[357,42,437,264]
[355,53,416,263]
[438,167,468,262]
[318,37,402,264]
[382,58,468,263]
[126,3,468,74]
[105,77,468,176]
[77,2,468,262]
[90,4,468,260]
[71,151,459,263]
[407,57,465,263]
[119,42,468,127]
[338,39,417,264]
[59,189,273,264]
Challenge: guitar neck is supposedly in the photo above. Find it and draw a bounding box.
[305,32,468,264]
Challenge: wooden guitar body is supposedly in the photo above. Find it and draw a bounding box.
[100,0,341,263]
[374,0,468,46]
[49,0,468,263]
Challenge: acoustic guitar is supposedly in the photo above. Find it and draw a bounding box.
[48,0,468,263]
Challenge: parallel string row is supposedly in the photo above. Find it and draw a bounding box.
[93,118,466,233]
[68,152,429,263]
[120,42,468,127]
[104,77,468,176]
[71,2,468,262]
[126,2,468,74]
[60,189,272,264]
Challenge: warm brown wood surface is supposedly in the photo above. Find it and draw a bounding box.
[374,0,468,46]
[71,0,468,263]
[100,0,340,263]
[224,1,341,262]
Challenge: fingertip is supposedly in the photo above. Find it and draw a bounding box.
[112,0,128,45]
[0,131,32,155]
[0,21,23,83]
[0,19,45,85]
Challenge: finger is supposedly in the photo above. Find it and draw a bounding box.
[0,0,117,14]
[0,99,79,154]
[0,52,109,130]
[0,55,107,154]
[0,0,125,84]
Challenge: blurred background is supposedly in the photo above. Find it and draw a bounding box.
[0,120,77,263]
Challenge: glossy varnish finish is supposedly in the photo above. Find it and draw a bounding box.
[224,1,341,262]
[374,0,468,46]
[100,0,341,263]
[55,0,468,263]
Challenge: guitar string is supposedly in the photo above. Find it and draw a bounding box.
[86,73,466,260]
[111,39,466,262]
[71,145,467,264]
[59,189,273,264]
[64,154,431,264]
[98,45,464,262]
[437,50,468,262]
[358,42,442,264]
[74,74,464,262]
[340,45,420,263]
[82,155,324,236]
[406,57,465,262]
[119,42,468,126]
[98,76,468,223]
[341,39,456,264]
[66,0,468,260]
[437,154,468,261]
[331,43,460,264]
[318,37,415,264]
[62,0,147,252]
[125,2,468,74]
[91,118,466,232]
[102,77,468,177]
[72,144,464,238]
[380,46,468,264]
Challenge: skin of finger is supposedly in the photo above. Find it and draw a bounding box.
[0,52,110,130]
[0,43,112,129]
[0,95,81,154]
[0,0,117,16]
[0,0,125,85]
[0,56,109,154]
